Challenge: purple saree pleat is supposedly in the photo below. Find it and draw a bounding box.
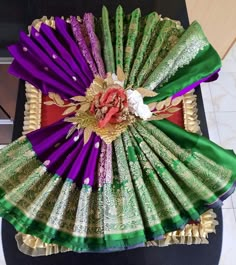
[27,118,102,184]
[66,133,99,183]
[82,135,101,185]
[55,137,84,178]
[54,17,93,86]
[27,120,73,155]
[71,16,99,76]
[19,30,86,94]
[38,23,88,88]
[8,43,77,96]
[8,19,97,97]
[83,13,106,78]
[8,60,48,94]
[30,26,86,90]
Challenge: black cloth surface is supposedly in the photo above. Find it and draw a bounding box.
[1,1,222,264]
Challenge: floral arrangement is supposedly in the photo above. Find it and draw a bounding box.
[45,67,182,144]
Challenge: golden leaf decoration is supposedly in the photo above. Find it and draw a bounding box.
[164,97,171,107]
[148,113,172,120]
[48,92,64,105]
[66,125,77,139]
[93,76,104,88]
[79,102,91,112]
[54,94,64,105]
[45,92,77,108]
[48,92,56,100]
[83,127,93,145]
[62,106,77,115]
[171,96,183,106]
[117,66,126,81]
[64,117,80,123]
[86,77,106,98]
[106,73,114,86]
[71,96,87,102]
[156,101,165,111]
[148,102,157,111]
[67,112,134,144]
[168,107,181,113]
[92,83,104,93]
[136,88,158,98]
[93,86,103,95]
[44,101,55,106]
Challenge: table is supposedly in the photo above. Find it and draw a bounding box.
[1,1,223,264]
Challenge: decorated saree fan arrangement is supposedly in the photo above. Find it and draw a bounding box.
[0,5,236,256]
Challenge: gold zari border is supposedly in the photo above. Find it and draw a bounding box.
[15,209,218,256]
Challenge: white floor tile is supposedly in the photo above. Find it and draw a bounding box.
[201,83,214,112]
[231,192,236,209]
[219,209,236,265]
[210,72,236,112]
[204,112,221,145]
[221,43,236,73]
[222,197,233,209]
[214,112,236,152]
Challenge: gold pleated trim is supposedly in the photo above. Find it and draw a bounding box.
[146,209,218,247]
[19,17,217,255]
[28,16,56,32]
[182,90,201,134]
[15,233,71,256]
[28,15,81,33]
[23,82,42,134]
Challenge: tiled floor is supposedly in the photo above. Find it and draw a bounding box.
[201,43,236,265]
[1,45,236,264]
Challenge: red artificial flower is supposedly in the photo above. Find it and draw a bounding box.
[90,86,129,128]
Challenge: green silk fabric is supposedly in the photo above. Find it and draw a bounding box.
[144,44,222,103]
[154,119,236,174]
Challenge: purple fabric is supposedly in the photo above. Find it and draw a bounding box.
[8,16,106,187]
[71,16,99,76]
[83,13,106,78]
[172,69,220,99]
[21,29,85,93]
[9,60,49,94]
[8,18,95,98]
[36,24,87,88]
[27,118,101,186]
[54,18,93,85]
[8,42,78,95]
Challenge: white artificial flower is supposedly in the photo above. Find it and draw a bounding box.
[126,89,152,120]
[137,103,152,120]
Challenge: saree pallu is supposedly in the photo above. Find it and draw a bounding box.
[0,6,235,254]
